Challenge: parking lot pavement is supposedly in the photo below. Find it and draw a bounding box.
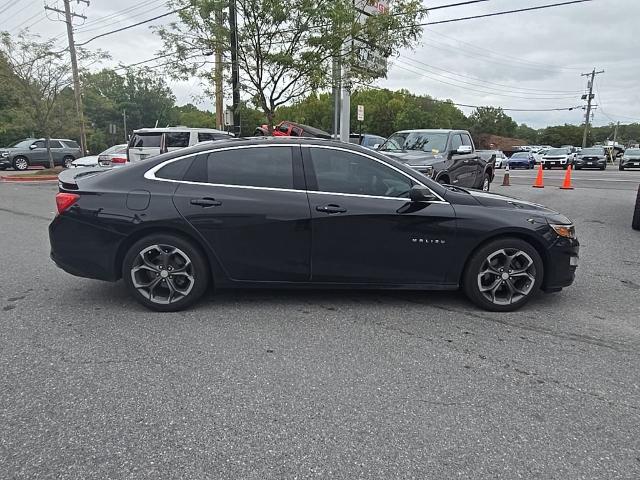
[502,166,640,190]
[1,180,639,479]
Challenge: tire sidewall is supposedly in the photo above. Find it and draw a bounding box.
[63,156,74,168]
[463,237,544,312]
[122,234,209,312]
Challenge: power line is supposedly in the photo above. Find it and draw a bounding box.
[399,55,582,96]
[75,7,188,47]
[394,61,581,100]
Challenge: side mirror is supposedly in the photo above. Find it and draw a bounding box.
[456,145,473,154]
[409,185,438,203]
[30,144,37,150]
[373,143,381,150]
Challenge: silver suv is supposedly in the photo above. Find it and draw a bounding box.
[0,138,83,170]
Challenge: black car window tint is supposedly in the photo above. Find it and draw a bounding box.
[155,157,195,181]
[49,140,63,148]
[207,147,294,189]
[198,132,228,142]
[450,134,463,151]
[310,148,413,198]
[166,132,191,148]
[131,134,162,148]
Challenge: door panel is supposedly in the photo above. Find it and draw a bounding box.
[308,193,457,284]
[173,184,311,282]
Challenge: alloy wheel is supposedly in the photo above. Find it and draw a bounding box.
[14,158,28,170]
[477,248,536,306]
[482,176,490,191]
[130,244,195,304]
[63,157,74,168]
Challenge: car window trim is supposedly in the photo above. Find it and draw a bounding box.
[144,143,447,204]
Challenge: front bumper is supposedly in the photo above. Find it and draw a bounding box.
[543,236,579,291]
[0,157,11,168]
[621,159,640,168]
[575,158,605,167]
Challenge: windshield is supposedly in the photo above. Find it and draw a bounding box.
[380,132,448,153]
[8,140,34,149]
[130,133,162,148]
[626,149,640,155]
[580,148,604,156]
[547,148,569,156]
[511,153,529,158]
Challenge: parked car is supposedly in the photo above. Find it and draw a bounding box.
[0,138,82,170]
[50,137,578,313]
[532,148,549,164]
[255,121,332,139]
[574,147,607,170]
[619,148,640,170]
[378,129,495,191]
[71,155,99,168]
[478,150,506,169]
[507,152,535,169]
[541,147,576,170]
[98,144,128,167]
[348,133,387,150]
[127,127,234,163]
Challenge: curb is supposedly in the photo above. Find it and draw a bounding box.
[1,175,59,182]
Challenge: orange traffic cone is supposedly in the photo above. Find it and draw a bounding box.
[532,163,544,188]
[560,164,574,190]
[501,165,510,186]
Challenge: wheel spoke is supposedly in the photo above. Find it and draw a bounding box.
[479,277,501,292]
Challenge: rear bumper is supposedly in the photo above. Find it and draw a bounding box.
[543,237,579,291]
[49,214,124,282]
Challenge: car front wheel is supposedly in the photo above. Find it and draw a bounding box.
[13,156,29,171]
[482,173,491,191]
[463,238,544,312]
[122,234,209,312]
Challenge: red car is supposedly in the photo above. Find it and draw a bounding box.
[255,121,331,139]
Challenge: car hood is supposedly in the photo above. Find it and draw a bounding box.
[71,155,99,166]
[464,190,571,223]
[0,147,22,154]
[380,150,443,166]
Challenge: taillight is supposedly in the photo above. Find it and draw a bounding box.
[111,157,127,164]
[56,193,79,214]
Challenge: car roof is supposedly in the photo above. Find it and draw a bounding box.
[132,127,231,134]
[393,129,460,134]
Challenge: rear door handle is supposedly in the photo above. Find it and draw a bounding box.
[316,204,347,214]
[190,197,222,207]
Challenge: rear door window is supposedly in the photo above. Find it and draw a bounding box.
[165,132,190,148]
[61,140,79,149]
[49,140,63,148]
[155,157,196,181]
[206,147,294,189]
[198,132,231,142]
[130,133,162,148]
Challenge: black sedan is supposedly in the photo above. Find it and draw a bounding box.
[49,138,579,312]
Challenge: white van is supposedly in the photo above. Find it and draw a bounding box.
[127,127,234,162]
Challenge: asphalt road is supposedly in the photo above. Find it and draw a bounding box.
[1,178,639,479]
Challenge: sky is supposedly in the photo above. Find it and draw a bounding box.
[1,0,639,129]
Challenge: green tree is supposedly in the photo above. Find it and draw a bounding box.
[515,123,538,143]
[468,106,517,138]
[538,124,585,147]
[157,0,427,129]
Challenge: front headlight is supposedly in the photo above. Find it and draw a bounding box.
[0,152,8,158]
[550,224,576,239]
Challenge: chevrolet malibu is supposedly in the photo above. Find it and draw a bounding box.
[49,138,579,312]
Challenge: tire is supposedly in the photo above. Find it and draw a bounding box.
[63,156,75,169]
[13,156,29,171]
[482,173,491,192]
[462,237,544,312]
[122,234,210,312]
[619,165,624,171]
[437,176,450,185]
[600,165,605,170]
[632,186,640,231]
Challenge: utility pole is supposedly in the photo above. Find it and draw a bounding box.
[339,38,351,143]
[214,8,224,130]
[611,121,619,164]
[580,68,604,148]
[332,56,341,138]
[228,0,241,136]
[122,109,128,143]
[45,0,89,155]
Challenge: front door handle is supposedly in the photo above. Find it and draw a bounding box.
[190,197,222,208]
[316,204,347,214]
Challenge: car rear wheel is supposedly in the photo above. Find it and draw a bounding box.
[463,238,544,312]
[122,234,209,312]
[619,165,624,171]
[13,156,29,171]
[63,156,75,168]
